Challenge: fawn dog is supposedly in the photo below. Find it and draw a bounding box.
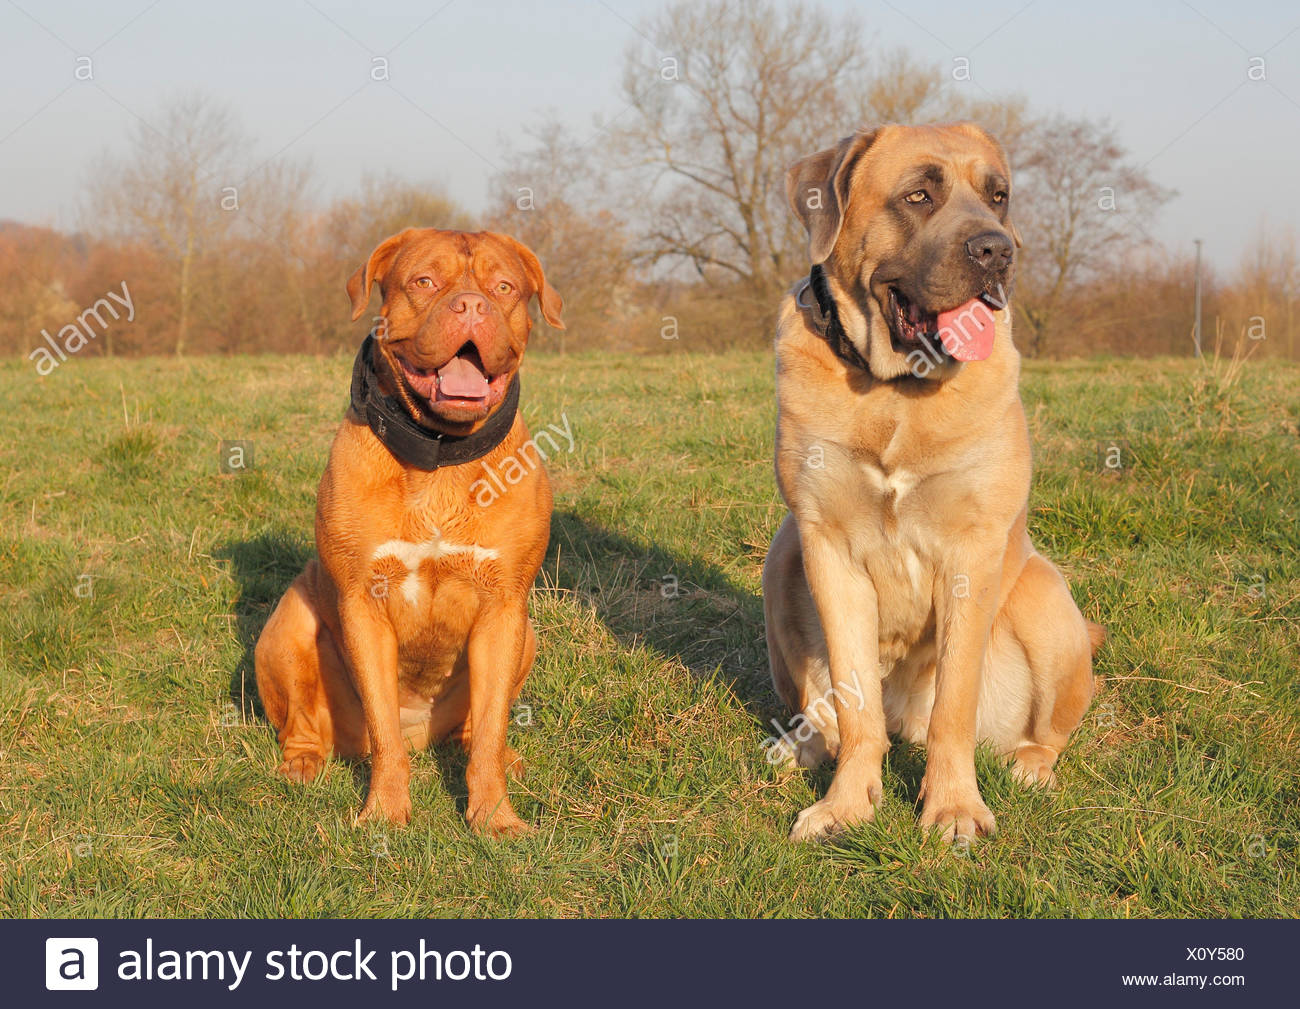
[764,124,1102,843]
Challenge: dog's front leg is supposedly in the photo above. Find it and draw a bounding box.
[338,595,410,826]
[463,601,531,838]
[919,556,1002,843]
[789,528,888,843]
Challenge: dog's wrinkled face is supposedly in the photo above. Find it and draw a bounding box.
[787,123,1018,381]
[348,228,563,428]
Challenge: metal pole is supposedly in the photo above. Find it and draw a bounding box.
[1193,238,1203,358]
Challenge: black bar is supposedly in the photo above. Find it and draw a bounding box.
[9,919,1292,1006]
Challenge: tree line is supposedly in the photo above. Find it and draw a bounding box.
[2,0,1295,361]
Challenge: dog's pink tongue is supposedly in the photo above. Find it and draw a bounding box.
[937,299,997,361]
[436,356,490,399]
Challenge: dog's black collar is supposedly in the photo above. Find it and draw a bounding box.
[349,333,519,470]
[798,265,874,375]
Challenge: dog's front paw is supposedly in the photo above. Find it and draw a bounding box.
[278,751,325,784]
[356,785,412,827]
[789,790,878,843]
[466,798,532,839]
[1011,744,1059,790]
[918,788,996,844]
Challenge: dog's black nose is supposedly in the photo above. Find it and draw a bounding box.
[965,230,1014,270]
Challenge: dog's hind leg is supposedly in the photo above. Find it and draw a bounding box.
[255,561,366,783]
[999,553,1098,789]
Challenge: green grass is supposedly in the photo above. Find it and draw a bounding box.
[1,349,1297,918]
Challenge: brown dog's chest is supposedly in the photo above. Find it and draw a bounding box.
[367,508,503,686]
[312,409,552,728]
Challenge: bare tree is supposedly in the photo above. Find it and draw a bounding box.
[319,173,472,260]
[194,157,328,353]
[1013,115,1173,356]
[488,118,632,347]
[609,2,1037,313]
[612,0,872,300]
[87,94,248,355]
[1228,224,1298,357]
[864,49,949,123]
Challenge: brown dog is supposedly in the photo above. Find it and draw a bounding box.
[763,124,1102,843]
[255,227,562,836]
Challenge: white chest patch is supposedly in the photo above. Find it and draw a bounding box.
[860,461,921,502]
[372,533,499,604]
[884,468,921,500]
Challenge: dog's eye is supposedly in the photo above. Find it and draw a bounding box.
[904,190,930,205]
[496,281,514,295]
[993,191,1008,204]
[413,277,434,289]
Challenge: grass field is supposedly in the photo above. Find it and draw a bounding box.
[1,347,1297,918]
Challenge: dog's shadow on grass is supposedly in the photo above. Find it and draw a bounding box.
[215,530,313,720]
[543,512,933,807]
[544,509,780,725]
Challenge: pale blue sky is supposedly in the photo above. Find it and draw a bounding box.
[2,0,1297,269]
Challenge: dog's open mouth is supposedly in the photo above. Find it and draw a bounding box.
[888,287,939,348]
[886,287,998,362]
[395,343,509,409]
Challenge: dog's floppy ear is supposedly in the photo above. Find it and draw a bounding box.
[501,235,565,329]
[347,229,413,322]
[785,127,879,265]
